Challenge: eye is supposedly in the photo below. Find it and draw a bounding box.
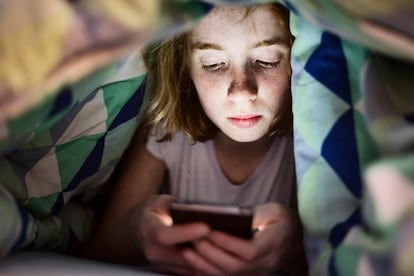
[256,60,280,69]
[202,62,226,71]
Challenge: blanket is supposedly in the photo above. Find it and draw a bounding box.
[1,1,413,275]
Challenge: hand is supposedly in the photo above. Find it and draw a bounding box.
[137,195,211,275]
[181,202,308,276]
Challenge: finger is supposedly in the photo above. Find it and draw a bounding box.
[196,237,277,276]
[144,196,211,246]
[144,245,190,267]
[156,223,210,246]
[205,233,282,276]
[252,202,285,230]
[208,230,261,261]
[145,194,175,222]
[183,248,225,276]
[206,230,283,274]
[140,195,174,231]
[254,210,293,251]
[194,238,247,274]
[252,220,294,269]
[250,203,294,257]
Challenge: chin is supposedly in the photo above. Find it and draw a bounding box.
[226,132,265,143]
[220,125,269,143]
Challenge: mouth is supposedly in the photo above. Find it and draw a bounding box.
[227,115,262,128]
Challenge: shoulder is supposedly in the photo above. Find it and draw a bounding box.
[268,135,294,165]
[146,127,195,159]
[273,134,293,150]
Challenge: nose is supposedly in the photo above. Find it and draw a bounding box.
[227,66,258,103]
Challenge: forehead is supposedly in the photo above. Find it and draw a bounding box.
[191,5,289,43]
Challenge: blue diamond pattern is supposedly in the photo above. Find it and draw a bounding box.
[108,77,146,131]
[305,32,351,105]
[321,109,362,198]
[51,80,144,214]
[47,87,73,119]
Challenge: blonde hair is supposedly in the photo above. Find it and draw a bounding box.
[143,3,293,142]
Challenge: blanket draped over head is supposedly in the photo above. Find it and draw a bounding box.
[0,1,413,275]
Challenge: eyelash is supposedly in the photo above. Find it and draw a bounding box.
[201,60,280,72]
[256,60,280,69]
[202,62,226,71]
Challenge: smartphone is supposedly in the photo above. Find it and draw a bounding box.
[169,201,254,240]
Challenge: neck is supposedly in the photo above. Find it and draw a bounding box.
[213,132,273,156]
[212,132,274,185]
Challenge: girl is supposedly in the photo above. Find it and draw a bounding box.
[89,3,308,275]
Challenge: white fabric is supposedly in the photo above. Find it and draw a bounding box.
[0,251,157,275]
[147,131,295,207]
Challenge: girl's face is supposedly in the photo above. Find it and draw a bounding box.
[190,6,291,142]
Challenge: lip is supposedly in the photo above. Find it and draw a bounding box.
[227,115,262,128]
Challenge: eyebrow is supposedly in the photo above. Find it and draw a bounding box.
[253,38,289,48]
[191,42,222,50]
[191,37,289,50]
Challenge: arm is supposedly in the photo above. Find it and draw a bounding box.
[83,130,210,274]
[83,129,167,263]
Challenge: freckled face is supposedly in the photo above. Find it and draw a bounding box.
[190,6,291,142]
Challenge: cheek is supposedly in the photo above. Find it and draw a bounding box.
[197,89,221,114]
[192,70,226,88]
[258,74,290,109]
[192,72,228,100]
[192,75,220,113]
